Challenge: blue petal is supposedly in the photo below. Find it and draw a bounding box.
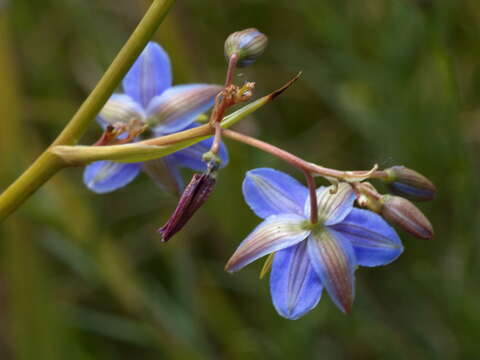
[305,183,356,226]
[165,135,229,172]
[97,94,145,128]
[243,168,308,219]
[270,241,323,320]
[122,42,172,108]
[330,208,403,267]
[225,214,310,273]
[389,181,435,201]
[83,161,141,194]
[142,158,184,195]
[307,229,356,313]
[147,84,222,134]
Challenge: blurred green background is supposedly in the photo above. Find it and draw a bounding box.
[1,0,479,359]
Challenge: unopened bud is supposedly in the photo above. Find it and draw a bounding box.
[384,166,436,201]
[224,28,268,67]
[158,163,218,242]
[380,195,433,239]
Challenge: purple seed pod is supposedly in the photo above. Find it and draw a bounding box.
[381,195,433,239]
[224,28,268,67]
[158,164,217,242]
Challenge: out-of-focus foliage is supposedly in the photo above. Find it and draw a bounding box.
[0,0,479,359]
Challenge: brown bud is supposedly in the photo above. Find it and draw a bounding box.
[385,166,436,201]
[381,195,433,239]
[158,166,217,242]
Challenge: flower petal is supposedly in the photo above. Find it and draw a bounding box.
[97,94,145,128]
[307,229,356,313]
[270,241,323,320]
[147,84,222,134]
[83,161,141,194]
[331,208,403,267]
[142,158,184,195]
[225,214,309,273]
[122,42,172,108]
[165,135,228,172]
[243,168,308,219]
[305,183,356,226]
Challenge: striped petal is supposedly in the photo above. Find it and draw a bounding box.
[331,208,403,267]
[270,241,323,320]
[147,84,222,134]
[83,161,141,194]
[243,168,308,219]
[142,158,184,195]
[97,94,145,128]
[225,214,309,273]
[307,229,356,313]
[305,183,356,226]
[122,42,172,108]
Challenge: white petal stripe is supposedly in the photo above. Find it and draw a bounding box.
[225,214,309,273]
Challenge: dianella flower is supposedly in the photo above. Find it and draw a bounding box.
[83,42,228,193]
[225,168,403,320]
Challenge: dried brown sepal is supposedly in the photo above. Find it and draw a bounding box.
[158,164,217,242]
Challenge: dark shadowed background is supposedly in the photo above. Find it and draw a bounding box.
[0,0,479,359]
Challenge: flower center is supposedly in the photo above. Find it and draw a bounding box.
[301,220,325,235]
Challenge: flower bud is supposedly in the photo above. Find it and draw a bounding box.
[384,166,436,201]
[380,195,433,239]
[158,163,218,242]
[224,28,268,67]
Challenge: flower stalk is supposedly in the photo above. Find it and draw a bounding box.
[222,129,379,183]
[52,83,286,165]
[303,170,318,224]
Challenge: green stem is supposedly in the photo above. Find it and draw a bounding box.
[0,0,175,222]
[52,89,275,164]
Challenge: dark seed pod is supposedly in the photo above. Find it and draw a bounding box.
[224,28,268,67]
[158,163,218,242]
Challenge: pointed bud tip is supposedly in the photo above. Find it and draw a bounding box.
[342,302,353,315]
[381,195,433,239]
[336,290,354,314]
[224,256,240,273]
[385,166,436,201]
[224,28,268,67]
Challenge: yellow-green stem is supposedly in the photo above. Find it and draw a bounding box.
[52,90,274,165]
[0,0,175,222]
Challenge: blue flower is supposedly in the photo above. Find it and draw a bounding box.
[83,42,228,194]
[225,168,403,320]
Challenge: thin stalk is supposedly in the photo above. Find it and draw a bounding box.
[210,122,223,155]
[210,53,239,156]
[224,53,238,88]
[303,171,318,224]
[222,129,377,181]
[0,0,175,221]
